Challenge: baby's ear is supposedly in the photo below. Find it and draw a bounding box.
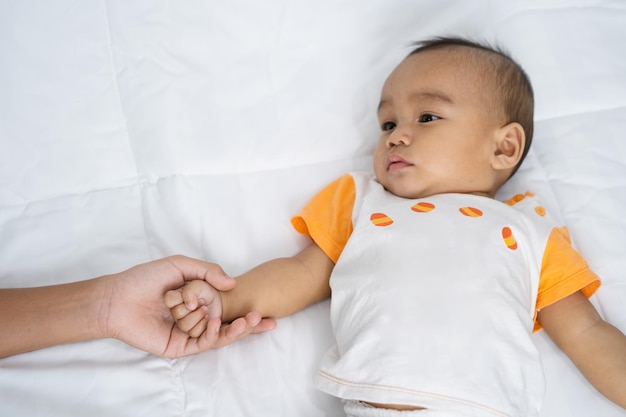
[492,122,525,171]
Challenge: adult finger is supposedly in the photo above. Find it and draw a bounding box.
[250,317,278,334]
[211,312,277,349]
[167,255,236,291]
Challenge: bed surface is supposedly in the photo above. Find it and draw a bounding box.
[1,1,625,416]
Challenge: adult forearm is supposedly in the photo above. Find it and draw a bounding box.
[0,278,107,358]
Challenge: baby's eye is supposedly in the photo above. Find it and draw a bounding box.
[418,114,440,123]
[381,121,396,131]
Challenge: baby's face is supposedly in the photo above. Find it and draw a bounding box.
[374,49,503,199]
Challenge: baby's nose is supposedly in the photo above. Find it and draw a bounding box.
[386,125,412,147]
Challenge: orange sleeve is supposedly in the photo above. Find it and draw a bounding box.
[290,174,356,264]
[533,226,601,331]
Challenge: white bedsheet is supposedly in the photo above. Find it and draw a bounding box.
[1,1,625,416]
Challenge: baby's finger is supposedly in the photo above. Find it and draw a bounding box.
[181,280,207,310]
[164,289,183,308]
[176,306,209,332]
[188,317,210,338]
[170,303,193,320]
[194,318,223,348]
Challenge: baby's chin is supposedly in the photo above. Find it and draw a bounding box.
[376,177,488,200]
[375,178,430,200]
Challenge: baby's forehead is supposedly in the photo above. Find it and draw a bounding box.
[384,48,499,103]
[411,46,497,84]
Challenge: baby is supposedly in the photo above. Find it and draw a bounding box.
[165,37,626,416]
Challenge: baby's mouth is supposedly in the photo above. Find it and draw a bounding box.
[387,155,413,171]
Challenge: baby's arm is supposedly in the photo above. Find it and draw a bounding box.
[538,290,626,408]
[220,242,334,322]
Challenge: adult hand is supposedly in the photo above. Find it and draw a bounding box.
[101,255,277,358]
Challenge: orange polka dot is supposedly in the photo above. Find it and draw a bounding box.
[370,213,393,227]
[506,193,527,206]
[535,206,546,216]
[459,207,483,217]
[411,202,435,213]
[502,227,518,250]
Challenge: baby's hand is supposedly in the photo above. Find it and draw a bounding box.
[164,280,222,338]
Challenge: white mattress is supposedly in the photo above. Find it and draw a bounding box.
[1,1,625,416]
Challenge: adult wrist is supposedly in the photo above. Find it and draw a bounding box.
[91,274,118,341]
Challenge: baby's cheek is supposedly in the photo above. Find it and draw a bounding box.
[372,155,386,180]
